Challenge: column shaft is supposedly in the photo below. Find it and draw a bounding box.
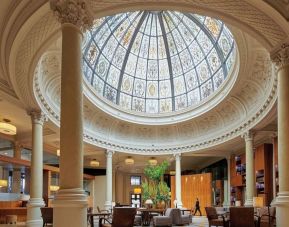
[26,111,46,227]
[105,151,113,210]
[273,45,289,227]
[175,154,182,208]
[243,132,255,207]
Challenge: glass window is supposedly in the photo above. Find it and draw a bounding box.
[130,176,141,185]
[83,11,236,114]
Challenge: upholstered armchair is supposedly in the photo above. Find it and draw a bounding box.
[99,207,136,227]
[205,207,229,227]
[153,208,173,227]
[170,208,192,225]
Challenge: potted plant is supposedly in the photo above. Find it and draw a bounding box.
[142,160,171,208]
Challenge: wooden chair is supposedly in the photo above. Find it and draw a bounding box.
[229,207,257,227]
[256,207,276,227]
[205,207,229,227]
[41,207,53,227]
[99,207,136,227]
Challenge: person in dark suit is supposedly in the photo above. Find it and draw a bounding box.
[194,198,202,216]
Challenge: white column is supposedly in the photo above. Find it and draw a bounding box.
[105,150,114,211]
[50,1,93,227]
[271,134,277,200]
[272,44,289,227]
[174,153,182,208]
[223,156,231,208]
[242,131,255,207]
[26,111,46,227]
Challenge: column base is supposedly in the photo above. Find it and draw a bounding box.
[244,198,253,207]
[273,191,289,227]
[52,188,88,227]
[26,198,45,227]
[222,201,230,208]
[177,201,183,208]
[104,201,112,211]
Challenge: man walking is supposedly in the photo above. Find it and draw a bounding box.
[194,198,202,216]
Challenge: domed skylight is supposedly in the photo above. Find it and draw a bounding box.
[83,11,235,114]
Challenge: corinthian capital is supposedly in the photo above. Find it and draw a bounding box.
[50,0,93,31]
[28,110,47,125]
[241,130,254,142]
[271,44,289,72]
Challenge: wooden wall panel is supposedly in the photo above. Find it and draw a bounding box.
[170,173,212,215]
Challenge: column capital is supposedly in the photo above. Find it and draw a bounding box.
[271,43,289,72]
[50,0,93,31]
[241,131,254,142]
[106,150,114,158]
[173,153,181,160]
[28,110,47,126]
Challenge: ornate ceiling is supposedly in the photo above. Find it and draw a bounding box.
[0,0,287,156]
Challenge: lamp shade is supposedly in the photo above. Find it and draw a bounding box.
[148,157,157,165]
[253,196,264,208]
[145,199,153,205]
[90,159,100,167]
[0,122,17,135]
[50,185,60,191]
[134,187,141,194]
[125,156,134,165]
[0,179,7,187]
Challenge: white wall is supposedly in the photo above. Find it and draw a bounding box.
[93,176,106,210]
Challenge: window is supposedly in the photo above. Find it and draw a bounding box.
[130,176,141,185]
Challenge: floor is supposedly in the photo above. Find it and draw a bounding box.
[0,216,209,227]
[95,216,209,227]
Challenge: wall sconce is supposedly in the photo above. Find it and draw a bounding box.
[0,179,8,187]
[56,149,60,157]
[50,185,60,191]
[169,171,176,175]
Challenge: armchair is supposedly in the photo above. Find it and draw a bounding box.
[41,207,53,227]
[256,207,276,227]
[170,208,192,225]
[153,208,173,227]
[99,207,136,227]
[205,207,229,227]
[229,207,257,227]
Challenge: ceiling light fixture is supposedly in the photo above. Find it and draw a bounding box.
[0,119,17,135]
[90,159,100,167]
[148,157,157,166]
[125,156,134,165]
[134,187,142,194]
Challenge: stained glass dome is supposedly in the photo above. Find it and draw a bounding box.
[82,11,235,114]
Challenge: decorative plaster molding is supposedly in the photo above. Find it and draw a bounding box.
[272,44,289,72]
[50,0,93,31]
[264,0,289,20]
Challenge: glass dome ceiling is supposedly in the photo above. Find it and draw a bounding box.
[83,11,235,114]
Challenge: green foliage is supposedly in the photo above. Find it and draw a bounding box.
[143,160,169,182]
[141,161,171,205]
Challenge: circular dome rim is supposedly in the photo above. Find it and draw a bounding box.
[82,10,237,120]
